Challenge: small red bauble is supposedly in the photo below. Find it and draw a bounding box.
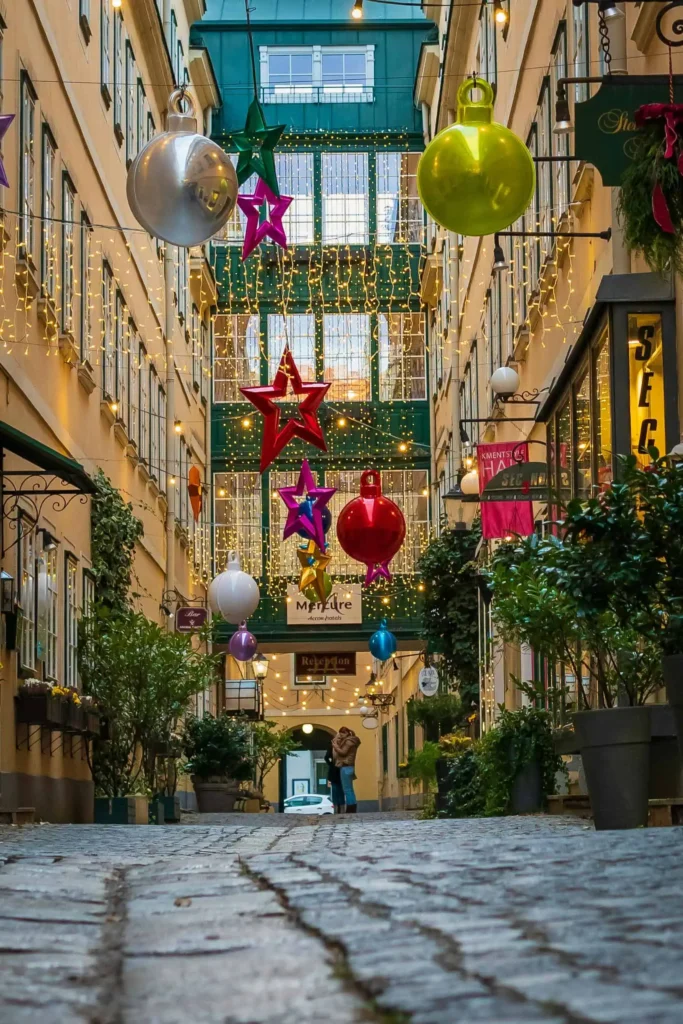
[336,470,406,586]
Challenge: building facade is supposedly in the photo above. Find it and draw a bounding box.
[193,0,434,809]
[417,1,683,730]
[0,0,217,821]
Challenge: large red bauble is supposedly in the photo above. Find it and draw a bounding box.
[336,470,406,586]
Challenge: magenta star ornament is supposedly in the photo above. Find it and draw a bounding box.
[0,114,15,188]
[279,459,336,549]
[237,179,293,261]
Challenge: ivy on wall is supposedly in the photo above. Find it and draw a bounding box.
[90,469,144,614]
[417,520,481,709]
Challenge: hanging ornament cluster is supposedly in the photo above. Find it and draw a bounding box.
[208,551,260,624]
[127,89,238,247]
[278,459,335,548]
[297,539,332,605]
[417,77,535,236]
[337,470,406,586]
[241,348,330,472]
[369,620,398,662]
[619,102,683,273]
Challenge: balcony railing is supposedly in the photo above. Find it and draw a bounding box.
[260,85,374,105]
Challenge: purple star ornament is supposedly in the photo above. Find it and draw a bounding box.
[237,179,293,261]
[279,459,336,549]
[0,114,15,188]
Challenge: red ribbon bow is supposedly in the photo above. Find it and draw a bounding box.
[635,103,683,235]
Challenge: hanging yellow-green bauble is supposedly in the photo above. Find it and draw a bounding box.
[417,78,536,237]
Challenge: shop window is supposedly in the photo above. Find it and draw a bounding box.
[322,153,369,244]
[574,365,592,499]
[628,312,665,465]
[378,312,426,401]
[376,152,422,244]
[323,313,371,401]
[268,313,315,382]
[276,153,314,244]
[213,314,260,402]
[594,332,613,488]
[214,472,262,578]
[557,399,572,506]
[65,554,78,688]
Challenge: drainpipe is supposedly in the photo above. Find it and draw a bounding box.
[607,4,630,274]
[164,245,176,611]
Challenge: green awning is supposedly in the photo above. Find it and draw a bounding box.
[0,421,96,493]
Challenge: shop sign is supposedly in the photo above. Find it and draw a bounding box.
[477,442,534,540]
[482,461,550,502]
[295,652,356,676]
[175,606,209,633]
[628,313,665,464]
[574,76,683,186]
[418,666,439,697]
[286,583,362,626]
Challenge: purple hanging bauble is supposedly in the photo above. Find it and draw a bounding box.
[229,621,258,662]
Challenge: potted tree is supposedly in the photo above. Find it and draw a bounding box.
[250,721,299,804]
[182,713,255,812]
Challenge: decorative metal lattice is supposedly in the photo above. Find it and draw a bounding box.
[1,472,89,554]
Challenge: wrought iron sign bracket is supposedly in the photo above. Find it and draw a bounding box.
[1,470,90,555]
[571,1,683,49]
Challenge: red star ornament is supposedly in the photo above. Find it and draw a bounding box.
[240,348,330,473]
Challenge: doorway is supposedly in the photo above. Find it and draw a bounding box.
[278,725,335,808]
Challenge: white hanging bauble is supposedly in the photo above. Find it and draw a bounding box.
[460,469,480,495]
[490,365,520,398]
[126,88,238,247]
[210,551,260,625]
[207,573,222,616]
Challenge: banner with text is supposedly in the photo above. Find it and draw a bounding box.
[477,442,534,540]
[286,584,362,626]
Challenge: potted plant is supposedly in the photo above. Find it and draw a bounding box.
[15,680,66,728]
[182,713,255,812]
[476,707,564,816]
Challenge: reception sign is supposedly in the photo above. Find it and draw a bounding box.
[295,652,356,676]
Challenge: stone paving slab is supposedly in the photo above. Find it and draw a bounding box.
[0,816,682,1022]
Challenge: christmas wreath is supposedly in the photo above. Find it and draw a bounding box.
[618,103,683,274]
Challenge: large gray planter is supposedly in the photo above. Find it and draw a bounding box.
[510,760,542,814]
[664,655,683,763]
[191,777,242,813]
[573,707,651,830]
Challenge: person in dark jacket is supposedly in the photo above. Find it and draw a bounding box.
[331,727,361,813]
[325,745,345,813]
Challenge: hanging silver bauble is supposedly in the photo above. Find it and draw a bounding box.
[127,88,238,247]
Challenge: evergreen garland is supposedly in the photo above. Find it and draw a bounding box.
[618,110,683,274]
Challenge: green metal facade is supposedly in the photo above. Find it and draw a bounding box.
[194,2,432,645]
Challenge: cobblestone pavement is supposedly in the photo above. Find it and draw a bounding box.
[0,816,682,1023]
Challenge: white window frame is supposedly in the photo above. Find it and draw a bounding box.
[65,554,78,689]
[150,365,159,479]
[41,127,57,299]
[20,74,36,259]
[62,176,76,336]
[44,546,59,682]
[259,45,375,104]
[113,11,123,137]
[100,0,111,103]
[139,341,149,463]
[80,213,93,363]
[102,261,115,399]
[125,41,136,164]
[19,520,36,672]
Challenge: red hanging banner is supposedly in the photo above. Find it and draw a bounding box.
[477,442,534,540]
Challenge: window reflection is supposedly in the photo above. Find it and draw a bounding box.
[574,366,591,499]
[376,152,422,244]
[378,313,426,400]
[213,314,260,402]
[322,153,369,244]
[268,314,316,383]
[594,333,613,488]
[323,313,371,401]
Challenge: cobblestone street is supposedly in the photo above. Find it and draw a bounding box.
[1,815,682,1023]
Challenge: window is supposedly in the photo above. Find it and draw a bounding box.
[213,314,260,402]
[574,364,592,499]
[380,470,429,573]
[65,555,78,689]
[260,45,374,104]
[115,291,128,430]
[538,81,553,237]
[323,313,371,401]
[79,0,91,43]
[80,214,93,362]
[62,176,76,335]
[378,313,426,400]
[478,0,497,86]
[177,438,188,526]
[572,2,590,102]
[137,79,146,155]
[150,366,159,478]
[170,11,178,80]
[382,722,388,774]
[268,314,315,382]
[19,522,36,672]
[176,40,185,89]
[524,125,540,288]
[146,111,155,145]
[100,0,111,104]
[551,25,570,218]
[191,305,200,390]
[20,74,36,258]
[41,128,57,299]
[102,262,115,398]
[214,472,262,577]
[177,249,188,324]
[44,546,59,682]
[322,153,369,244]
[139,342,149,462]
[269,470,305,577]
[128,320,138,444]
[83,569,95,617]
[512,222,527,330]
[201,319,209,404]
[376,152,421,244]
[113,12,123,136]
[275,153,314,244]
[159,385,167,490]
[125,42,136,163]
[594,333,612,489]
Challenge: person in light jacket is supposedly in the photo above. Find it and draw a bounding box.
[331,726,361,813]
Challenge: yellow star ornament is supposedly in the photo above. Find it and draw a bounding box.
[297,540,332,605]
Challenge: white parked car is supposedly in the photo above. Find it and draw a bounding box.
[283,794,334,816]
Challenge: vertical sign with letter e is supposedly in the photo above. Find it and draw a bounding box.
[628,313,665,465]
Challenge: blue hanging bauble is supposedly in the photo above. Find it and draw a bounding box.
[369,619,397,661]
[296,501,332,539]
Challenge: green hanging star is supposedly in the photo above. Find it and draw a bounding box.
[233,99,285,196]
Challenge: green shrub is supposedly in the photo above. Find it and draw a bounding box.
[182,714,255,782]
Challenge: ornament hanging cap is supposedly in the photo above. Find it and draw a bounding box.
[227,550,242,572]
[360,469,382,498]
[457,77,494,126]
[379,618,388,629]
[166,87,197,134]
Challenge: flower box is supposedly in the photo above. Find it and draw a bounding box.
[84,711,101,736]
[64,703,85,733]
[15,693,65,728]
